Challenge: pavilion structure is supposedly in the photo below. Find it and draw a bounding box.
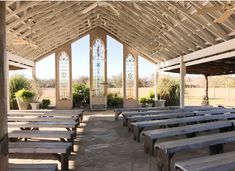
[0,1,235,169]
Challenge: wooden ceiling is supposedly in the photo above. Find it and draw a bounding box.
[169,57,235,76]
[5,1,235,63]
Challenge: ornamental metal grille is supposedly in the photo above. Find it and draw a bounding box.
[125,54,135,99]
[59,51,70,100]
[92,39,105,96]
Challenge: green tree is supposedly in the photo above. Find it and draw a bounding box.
[158,77,180,106]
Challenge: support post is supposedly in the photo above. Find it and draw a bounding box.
[154,65,159,101]
[203,75,209,105]
[180,56,186,109]
[32,63,36,81]
[0,1,9,170]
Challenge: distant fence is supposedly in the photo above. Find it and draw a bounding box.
[40,87,235,107]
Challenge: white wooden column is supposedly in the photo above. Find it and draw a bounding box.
[135,55,139,100]
[32,62,36,80]
[154,65,159,101]
[180,56,186,109]
[0,1,9,170]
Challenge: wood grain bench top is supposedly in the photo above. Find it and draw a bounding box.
[8,121,77,128]
[132,114,235,128]
[128,112,196,122]
[175,151,235,171]
[124,108,233,118]
[9,142,71,153]
[142,120,233,156]
[9,163,58,171]
[9,130,75,139]
[155,130,235,154]
[8,117,77,122]
[142,120,232,139]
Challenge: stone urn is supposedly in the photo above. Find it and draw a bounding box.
[30,102,40,110]
[16,98,30,110]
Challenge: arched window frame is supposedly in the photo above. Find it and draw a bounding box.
[92,38,105,97]
[59,51,70,100]
[125,54,135,99]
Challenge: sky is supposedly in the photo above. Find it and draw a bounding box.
[10,35,156,79]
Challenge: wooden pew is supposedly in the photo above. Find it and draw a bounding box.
[9,130,75,151]
[8,121,78,134]
[132,113,235,142]
[9,109,84,122]
[142,120,233,156]
[123,107,229,126]
[114,106,213,119]
[8,117,78,123]
[9,142,71,171]
[114,106,170,120]
[127,112,196,131]
[154,131,235,171]
[127,109,235,131]
[9,163,58,171]
[175,151,235,171]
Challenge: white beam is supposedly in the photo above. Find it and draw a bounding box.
[7,51,34,69]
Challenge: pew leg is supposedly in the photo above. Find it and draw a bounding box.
[220,126,232,133]
[133,126,143,142]
[209,144,224,155]
[156,148,174,171]
[115,111,120,121]
[60,152,69,171]
[185,132,196,138]
[123,116,128,127]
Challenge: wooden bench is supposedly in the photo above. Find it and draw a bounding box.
[127,111,196,131]
[142,120,233,156]
[8,121,78,134]
[8,117,78,123]
[175,151,235,171]
[154,131,235,171]
[132,113,235,142]
[9,163,58,171]
[9,142,71,171]
[123,108,229,126]
[9,109,84,122]
[114,106,169,120]
[9,130,75,151]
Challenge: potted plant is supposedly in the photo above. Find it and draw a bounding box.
[30,79,42,110]
[15,88,34,110]
[140,97,148,107]
[41,99,51,109]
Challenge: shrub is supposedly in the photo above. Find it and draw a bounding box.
[41,99,51,109]
[107,93,123,108]
[158,77,180,106]
[15,88,34,103]
[30,79,42,102]
[73,83,90,107]
[10,75,31,109]
[140,92,155,107]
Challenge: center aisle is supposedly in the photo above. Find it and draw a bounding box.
[73,110,158,171]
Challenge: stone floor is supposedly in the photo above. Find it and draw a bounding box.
[71,110,158,171]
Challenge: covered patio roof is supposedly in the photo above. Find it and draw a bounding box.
[5,1,235,64]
